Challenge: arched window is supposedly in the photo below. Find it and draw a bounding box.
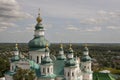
[37,56,39,63]
[43,68,45,73]
[47,68,49,73]
[68,72,69,76]
[41,56,43,60]
[72,72,74,76]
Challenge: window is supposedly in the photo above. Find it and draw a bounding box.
[41,56,43,60]
[43,68,45,73]
[47,68,49,73]
[72,72,74,76]
[37,56,39,63]
[68,72,69,76]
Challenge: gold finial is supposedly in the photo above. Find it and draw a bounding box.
[69,43,72,49]
[15,43,18,48]
[60,44,63,48]
[46,43,49,48]
[36,8,42,23]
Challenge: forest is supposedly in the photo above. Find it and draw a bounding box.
[0,43,120,78]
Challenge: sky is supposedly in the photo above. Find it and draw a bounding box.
[0,0,120,43]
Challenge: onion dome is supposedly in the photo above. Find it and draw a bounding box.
[41,45,53,65]
[83,44,89,51]
[11,56,20,62]
[65,58,76,67]
[81,55,91,62]
[28,36,50,50]
[84,46,89,51]
[41,56,53,65]
[57,44,66,60]
[28,9,50,51]
[14,43,18,51]
[81,44,91,62]
[68,44,74,54]
[65,44,76,67]
[11,44,20,62]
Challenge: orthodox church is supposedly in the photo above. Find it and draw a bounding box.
[4,10,115,80]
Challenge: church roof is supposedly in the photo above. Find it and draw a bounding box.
[81,55,91,62]
[28,36,50,50]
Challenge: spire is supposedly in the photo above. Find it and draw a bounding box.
[15,43,18,49]
[60,44,63,51]
[15,43,18,51]
[84,43,89,51]
[36,8,42,23]
[69,43,73,53]
[69,43,72,49]
[45,43,49,52]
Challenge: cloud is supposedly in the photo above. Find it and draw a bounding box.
[0,0,33,31]
[107,26,120,30]
[85,27,101,32]
[66,25,79,31]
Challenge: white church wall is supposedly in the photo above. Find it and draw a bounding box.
[29,51,45,63]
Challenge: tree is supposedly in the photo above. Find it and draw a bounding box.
[13,67,36,80]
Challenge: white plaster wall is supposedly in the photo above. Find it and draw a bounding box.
[16,60,30,69]
[64,67,77,80]
[83,73,92,80]
[41,65,53,75]
[35,30,44,36]
[5,75,13,80]
[29,51,45,64]
[83,51,88,55]
[81,62,92,72]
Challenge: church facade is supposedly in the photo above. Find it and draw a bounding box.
[4,11,115,80]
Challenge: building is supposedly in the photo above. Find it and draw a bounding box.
[4,10,115,80]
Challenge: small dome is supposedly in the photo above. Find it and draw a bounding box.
[57,54,66,60]
[65,58,76,67]
[41,56,53,64]
[83,47,89,51]
[11,55,20,62]
[28,36,50,50]
[81,55,91,62]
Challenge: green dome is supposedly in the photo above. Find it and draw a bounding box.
[81,55,91,62]
[41,56,53,64]
[28,36,50,50]
[65,58,76,67]
[11,55,20,62]
[84,47,89,51]
[57,54,66,60]
[68,48,74,54]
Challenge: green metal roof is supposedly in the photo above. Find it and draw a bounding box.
[68,48,74,54]
[11,55,20,62]
[57,54,66,60]
[53,60,65,76]
[41,56,53,64]
[5,71,16,76]
[93,73,115,80]
[81,55,91,62]
[84,47,89,51]
[28,36,50,50]
[65,58,76,67]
